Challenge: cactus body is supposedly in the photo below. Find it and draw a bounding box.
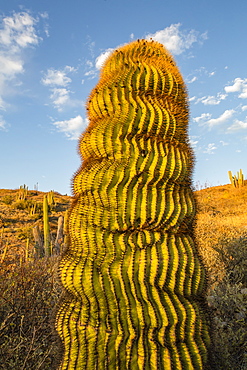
[43,195,51,256]
[228,169,245,188]
[47,190,55,207]
[56,40,210,369]
[17,184,28,200]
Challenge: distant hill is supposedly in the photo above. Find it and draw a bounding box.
[0,188,71,266]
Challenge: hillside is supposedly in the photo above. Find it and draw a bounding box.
[195,183,247,283]
[0,188,71,268]
[0,184,247,369]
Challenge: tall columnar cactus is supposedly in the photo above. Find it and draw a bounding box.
[47,190,55,207]
[43,195,51,256]
[17,184,28,200]
[56,40,210,369]
[228,169,244,188]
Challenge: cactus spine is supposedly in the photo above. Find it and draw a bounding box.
[56,40,210,369]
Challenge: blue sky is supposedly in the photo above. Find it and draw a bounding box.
[1,0,247,195]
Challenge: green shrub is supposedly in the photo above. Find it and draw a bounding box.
[2,195,14,205]
[12,200,30,211]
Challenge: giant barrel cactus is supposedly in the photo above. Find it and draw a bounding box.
[56,39,210,369]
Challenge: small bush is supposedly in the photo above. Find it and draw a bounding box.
[12,200,31,211]
[16,227,33,241]
[0,258,62,369]
[1,195,14,205]
[208,235,247,369]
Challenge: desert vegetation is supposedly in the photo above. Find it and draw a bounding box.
[194,182,247,369]
[0,182,247,369]
[0,187,70,369]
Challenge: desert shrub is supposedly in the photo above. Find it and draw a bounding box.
[1,195,14,205]
[11,200,44,218]
[209,282,247,370]
[12,200,32,211]
[194,186,247,369]
[0,215,4,228]
[206,235,247,369]
[35,202,44,214]
[0,257,62,369]
[15,227,33,241]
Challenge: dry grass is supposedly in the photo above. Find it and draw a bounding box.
[0,189,68,369]
[0,184,247,369]
[0,257,62,369]
[195,183,247,369]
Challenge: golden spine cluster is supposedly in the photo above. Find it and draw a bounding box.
[56,39,210,369]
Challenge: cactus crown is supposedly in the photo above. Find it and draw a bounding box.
[75,39,192,195]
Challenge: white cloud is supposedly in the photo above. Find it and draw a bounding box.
[203,143,217,154]
[189,96,196,102]
[240,90,247,99]
[86,60,94,68]
[194,110,235,128]
[227,118,247,131]
[198,96,218,105]
[0,96,7,111]
[187,67,217,85]
[95,48,114,70]
[145,23,207,55]
[189,137,198,148]
[205,109,235,128]
[52,115,88,140]
[196,93,227,105]
[39,12,49,37]
[42,66,83,110]
[0,54,23,76]
[50,88,70,110]
[83,59,98,78]
[0,11,44,107]
[187,76,197,83]
[0,115,6,129]
[220,140,229,146]
[242,105,247,111]
[41,66,75,86]
[0,12,40,49]
[193,113,212,124]
[225,78,247,98]
[84,47,114,77]
[84,69,98,78]
[225,78,244,92]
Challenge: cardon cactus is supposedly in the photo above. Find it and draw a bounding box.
[43,195,51,256]
[56,39,210,369]
[228,169,244,188]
